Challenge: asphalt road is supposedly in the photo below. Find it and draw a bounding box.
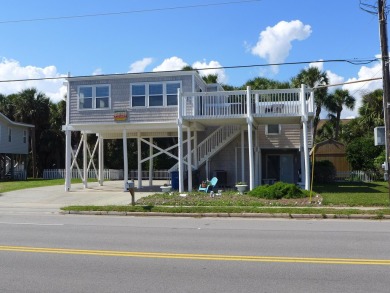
[0,214,389,292]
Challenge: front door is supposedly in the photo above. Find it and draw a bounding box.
[266,154,294,183]
[280,155,294,183]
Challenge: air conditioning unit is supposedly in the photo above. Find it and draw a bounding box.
[374,126,385,146]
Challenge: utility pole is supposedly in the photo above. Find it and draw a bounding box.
[361,0,390,200]
[378,0,390,198]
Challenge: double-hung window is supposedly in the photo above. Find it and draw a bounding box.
[131,84,146,107]
[130,82,181,107]
[78,85,110,110]
[167,83,180,106]
[149,84,163,106]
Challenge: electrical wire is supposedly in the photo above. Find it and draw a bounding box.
[0,0,261,24]
[0,57,381,84]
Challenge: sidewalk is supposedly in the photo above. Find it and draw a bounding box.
[0,180,165,214]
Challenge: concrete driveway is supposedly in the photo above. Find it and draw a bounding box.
[0,180,166,214]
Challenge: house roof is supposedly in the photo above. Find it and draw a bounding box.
[312,138,346,155]
[0,112,35,128]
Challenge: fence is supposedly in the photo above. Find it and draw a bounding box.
[43,169,170,180]
[336,171,380,182]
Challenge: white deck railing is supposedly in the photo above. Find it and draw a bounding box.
[196,125,241,165]
[182,88,314,118]
[43,169,170,180]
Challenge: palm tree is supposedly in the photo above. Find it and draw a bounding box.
[358,89,383,130]
[244,77,290,90]
[202,74,218,84]
[291,67,329,142]
[324,89,355,141]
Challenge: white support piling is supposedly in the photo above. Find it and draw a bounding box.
[149,137,153,186]
[137,133,142,189]
[123,129,128,191]
[83,132,88,188]
[187,127,192,192]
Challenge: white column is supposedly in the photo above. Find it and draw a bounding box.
[64,74,71,192]
[255,130,259,186]
[241,128,245,182]
[65,129,71,191]
[123,129,128,191]
[187,127,192,192]
[98,134,104,186]
[83,133,88,188]
[194,131,198,169]
[177,88,184,192]
[246,86,254,190]
[301,84,310,191]
[137,133,142,189]
[149,137,153,186]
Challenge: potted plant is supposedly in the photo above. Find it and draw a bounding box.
[235,182,247,194]
[201,180,210,188]
[160,183,172,193]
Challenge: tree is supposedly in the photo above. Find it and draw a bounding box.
[243,77,290,90]
[10,88,52,177]
[324,89,355,140]
[291,67,329,141]
[202,74,218,84]
[346,136,383,172]
[358,88,384,130]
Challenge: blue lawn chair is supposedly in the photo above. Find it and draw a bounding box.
[198,177,218,193]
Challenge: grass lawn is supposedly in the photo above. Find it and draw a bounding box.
[2,179,390,216]
[313,181,389,207]
[0,178,84,194]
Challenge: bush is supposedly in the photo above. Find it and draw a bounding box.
[248,182,309,199]
[313,160,336,183]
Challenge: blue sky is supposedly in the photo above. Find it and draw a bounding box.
[0,0,385,117]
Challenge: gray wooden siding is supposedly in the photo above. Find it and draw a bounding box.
[0,123,29,154]
[69,75,195,125]
[259,124,301,148]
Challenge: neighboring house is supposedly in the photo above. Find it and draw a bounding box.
[63,71,314,192]
[0,112,34,180]
[313,139,351,179]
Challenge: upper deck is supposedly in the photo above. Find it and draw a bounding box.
[65,71,314,136]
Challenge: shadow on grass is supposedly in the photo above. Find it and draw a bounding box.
[141,205,154,212]
[314,182,387,194]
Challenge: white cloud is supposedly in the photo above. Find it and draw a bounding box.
[192,60,227,83]
[129,57,153,73]
[251,20,312,73]
[309,60,324,71]
[92,68,103,75]
[0,58,66,103]
[153,56,188,72]
[341,61,382,118]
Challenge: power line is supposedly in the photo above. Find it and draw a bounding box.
[0,0,261,24]
[0,57,380,84]
[315,77,382,89]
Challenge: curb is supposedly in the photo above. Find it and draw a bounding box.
[60,210,390,220]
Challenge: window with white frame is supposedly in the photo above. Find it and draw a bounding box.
[149,84,163,106]
[23,130,27,143]
[167,83,180,106]
[266,124,281,135]
[78,85,110,110]
[8,127,12,142]
[130,82,181,107]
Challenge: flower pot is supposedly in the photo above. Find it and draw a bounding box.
[235,184,247,195]
[160,186,172,193]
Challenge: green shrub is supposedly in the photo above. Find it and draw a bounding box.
[313,160,336,183]
[248,182,308,199]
